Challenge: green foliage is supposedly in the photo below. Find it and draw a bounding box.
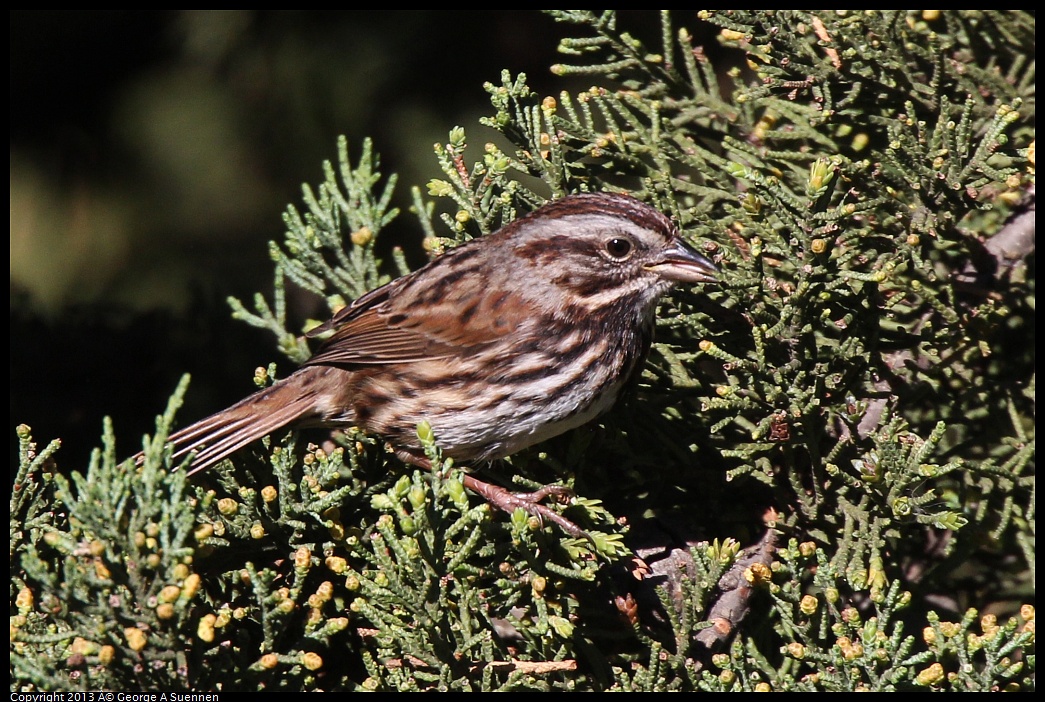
[699,540,1035,691]
[12,10,1033,692]
[227,137,406,365]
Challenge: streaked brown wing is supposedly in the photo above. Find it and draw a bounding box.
[303,258,531,367]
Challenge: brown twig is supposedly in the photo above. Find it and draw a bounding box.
[692,528,778,664]
[811,16,842,69]
[957,183,1036,286]
[623,515,779,669]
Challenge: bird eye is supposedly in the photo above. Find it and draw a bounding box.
[604,237,633,259]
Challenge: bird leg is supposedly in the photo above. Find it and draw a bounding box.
[460,475,589,539]
[394,448,589,539]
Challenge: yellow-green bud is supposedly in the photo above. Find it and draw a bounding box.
[124,627,148,652]
[197,614,217,643]
[350,227,373,247]
[915,662,945,686]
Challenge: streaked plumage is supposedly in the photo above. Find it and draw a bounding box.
[160,192,718,477]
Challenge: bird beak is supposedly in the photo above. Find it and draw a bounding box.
[645,238,718,284]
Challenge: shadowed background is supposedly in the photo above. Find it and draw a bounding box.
[10,10,590,467]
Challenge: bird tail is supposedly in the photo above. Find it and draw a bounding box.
[152,370,325,475]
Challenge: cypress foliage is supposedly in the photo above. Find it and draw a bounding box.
[12,11,1034,691]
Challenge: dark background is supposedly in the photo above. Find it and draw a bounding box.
[10,10,597,467]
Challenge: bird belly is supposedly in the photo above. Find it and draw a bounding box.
[355,334,632,461]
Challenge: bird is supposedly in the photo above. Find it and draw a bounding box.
[151,192,717,536]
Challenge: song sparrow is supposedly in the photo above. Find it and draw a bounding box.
[155,192,717,535]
